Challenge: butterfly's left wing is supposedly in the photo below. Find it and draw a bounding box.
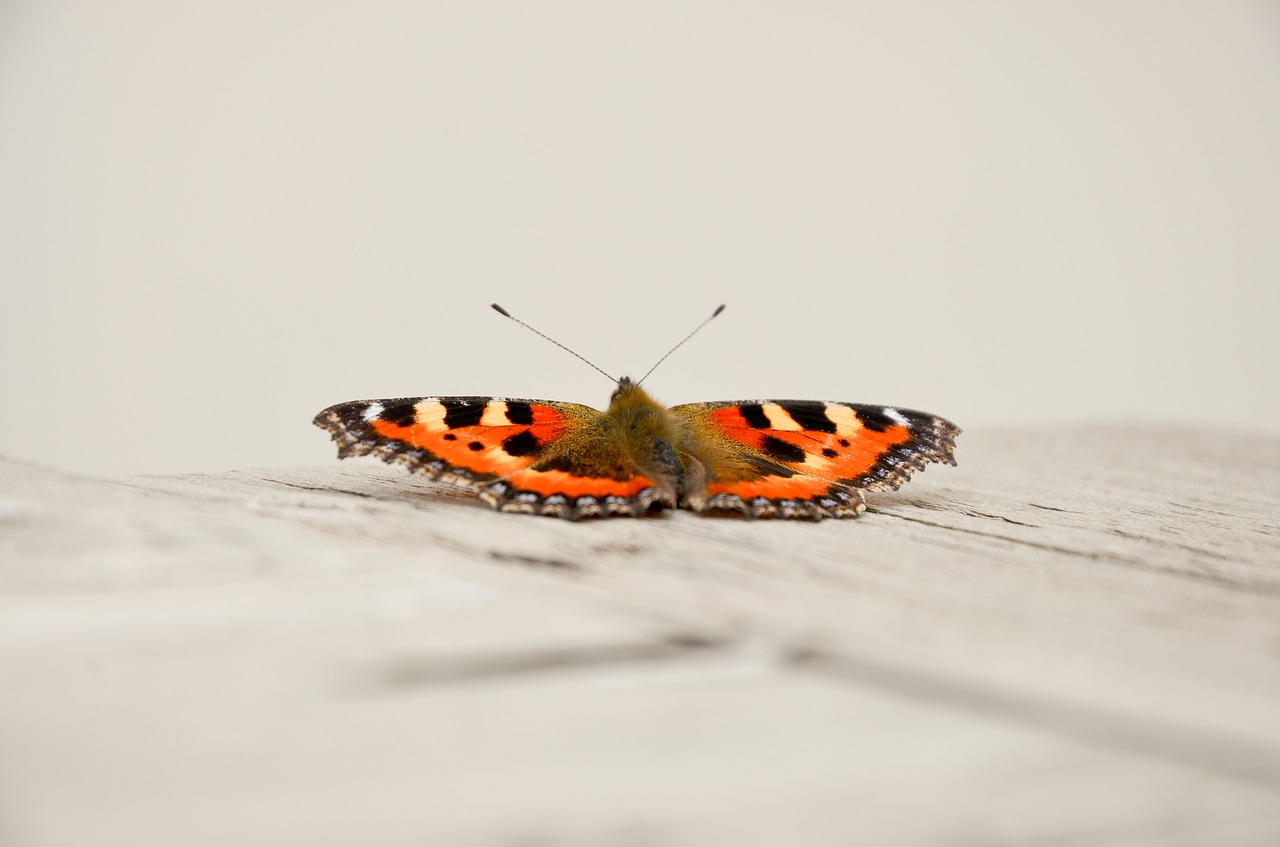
[671,400,960,519]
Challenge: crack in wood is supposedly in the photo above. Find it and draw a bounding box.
[957,508,1041,527]
[1028,502,1075,513]
[880,511,1272,593]
[1107,527,1240,564]
[262,478,374,498]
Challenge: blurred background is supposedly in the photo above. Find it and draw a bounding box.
[1,1,1277,476]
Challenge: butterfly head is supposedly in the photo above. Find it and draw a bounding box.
[608,376,663,413]
[609,375,663,418]
[610,375,637,402]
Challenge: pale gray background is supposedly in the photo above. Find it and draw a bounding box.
[2,1,1277,476]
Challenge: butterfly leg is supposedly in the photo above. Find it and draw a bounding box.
[674,452,710,513]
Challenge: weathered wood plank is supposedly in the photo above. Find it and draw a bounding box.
[2,425,1278,846]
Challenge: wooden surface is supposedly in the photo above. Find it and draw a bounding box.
[2,426,1279,846]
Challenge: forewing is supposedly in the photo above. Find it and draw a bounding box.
[313,396,585,490]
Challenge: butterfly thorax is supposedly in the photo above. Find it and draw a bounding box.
[603,378,693,497]
[605,378,680,449]
[605,377,664,427]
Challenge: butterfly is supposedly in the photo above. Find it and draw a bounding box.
[313,305,959,520]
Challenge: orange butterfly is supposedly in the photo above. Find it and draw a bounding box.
[314,305,958,520]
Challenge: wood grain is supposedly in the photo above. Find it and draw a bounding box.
[2,426,1278,846]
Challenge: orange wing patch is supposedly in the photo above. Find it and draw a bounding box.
[704,474,835,501]
[366,398,569,479]
[501,468,659,500]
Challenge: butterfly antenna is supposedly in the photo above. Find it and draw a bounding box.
[636,304,725,387]
[490,303,617,383]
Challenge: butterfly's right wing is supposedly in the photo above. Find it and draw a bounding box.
[313,396,670,518]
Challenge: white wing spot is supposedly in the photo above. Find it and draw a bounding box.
[883,408,910,426]
[361,403,384,422]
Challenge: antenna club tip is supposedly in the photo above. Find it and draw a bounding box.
[490,303,512,318]
[713,304,726,317]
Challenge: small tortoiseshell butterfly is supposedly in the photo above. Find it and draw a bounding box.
[314,305,959,520]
